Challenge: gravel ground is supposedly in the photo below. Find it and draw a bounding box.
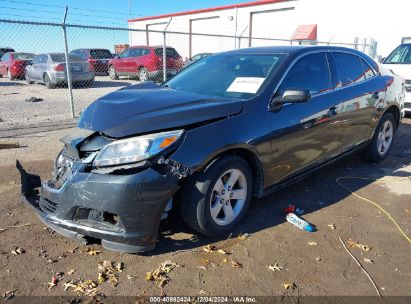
[0,76,136,129]
[0,119,410,301]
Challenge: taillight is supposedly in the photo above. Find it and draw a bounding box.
[15,60,25,66]
[88,62,94,71]
[54,64,65,71]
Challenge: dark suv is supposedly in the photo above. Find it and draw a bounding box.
[70,49,113,75]
[108,46,183,82]
[21,46,404,253]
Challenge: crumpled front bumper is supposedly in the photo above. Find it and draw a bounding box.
[17,160,179,253]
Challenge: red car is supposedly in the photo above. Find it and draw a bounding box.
[108,46,183,82]
[0,52,34,80]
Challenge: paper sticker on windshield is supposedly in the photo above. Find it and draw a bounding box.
[227,77,265,94]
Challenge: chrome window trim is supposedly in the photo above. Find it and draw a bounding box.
[269,49,380,109]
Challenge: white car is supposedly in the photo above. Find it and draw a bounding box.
[382,43,411,115]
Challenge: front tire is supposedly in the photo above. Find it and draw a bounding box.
[25,71,32,84]
[7,69,15,80]
[361,113,396,163]
[180,156,253,237]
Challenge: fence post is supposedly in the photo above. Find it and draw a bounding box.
[162,18,172,83]
[162,31,167,82]
[62,7,75,119]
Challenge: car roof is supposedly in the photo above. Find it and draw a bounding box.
[129,45,175,49]
[220,45,377,70]
[73,48,111,51]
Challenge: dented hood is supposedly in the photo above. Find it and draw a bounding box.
[77,82,244,138]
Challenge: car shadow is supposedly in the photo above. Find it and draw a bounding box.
[0,81,25,86]
[150,121,411,255]
[73,81,133,89]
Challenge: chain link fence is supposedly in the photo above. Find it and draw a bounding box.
[0,19,378,132]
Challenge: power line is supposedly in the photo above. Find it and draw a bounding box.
[0,0,143,17]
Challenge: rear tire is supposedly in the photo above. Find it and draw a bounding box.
[180,156,253,237]
[109,66,118,80]
[44,73,54,89]
[25,71,32,84]
[360,113,396,163]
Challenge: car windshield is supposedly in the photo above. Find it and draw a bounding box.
[50,54,83,62]
[384,44,411,64]
[14,53,34,60]
[90,49,113,59]
[164,53,285,99]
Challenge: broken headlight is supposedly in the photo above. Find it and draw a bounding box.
[92,130,184,167]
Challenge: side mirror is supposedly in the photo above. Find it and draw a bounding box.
[270,89,310,110]
[378,56,386,63]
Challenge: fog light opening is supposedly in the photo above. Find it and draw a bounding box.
[103,212,120,225]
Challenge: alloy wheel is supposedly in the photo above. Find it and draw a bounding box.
[139,68,148,82]
[377,120,393,156]
[209,169,247,226]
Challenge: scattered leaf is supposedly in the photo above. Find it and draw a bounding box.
[97,272,107,284]
[328,224,336,230]
[268,262,282,272]
[238,233,250,241]
[364,258,374,264]
[145,260,181,288]
[231,260,243,268]
[127,275,136,280]
[222,258,228,263]
[85,248,101,256]
[315,257,321,262]
[11,247,25,255]
[197,266,207,270]
[63,281,77,291]
[203,245,216,253]
[199,259,210,266]
[282,282,297,290]
[115,262,123,272]
[68,246,78,254]
[307,242,318,246]
[217,249,229,255]
[347,239,371,252]
[198,290,207,295]
[48,276,58,290]
[3,290,15,300]
[67,269,75,275]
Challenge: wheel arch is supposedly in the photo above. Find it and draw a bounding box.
[195,146,265,198]
[383,105,401,129]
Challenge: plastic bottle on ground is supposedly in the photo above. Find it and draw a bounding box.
[286,212,314,232]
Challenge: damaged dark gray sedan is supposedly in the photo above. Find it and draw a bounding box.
[20,46,404,253]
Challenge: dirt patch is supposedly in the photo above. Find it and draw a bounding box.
[0,120,410,299]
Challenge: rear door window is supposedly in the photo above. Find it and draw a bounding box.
[277,52,331,95]
[330,52,368,87]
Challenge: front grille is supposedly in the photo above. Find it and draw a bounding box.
[405,79,411,85]
[39,198,59,214]
[406,86,411,93]
[404,102,411,108]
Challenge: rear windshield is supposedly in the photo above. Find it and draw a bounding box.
[155,48,179,58]
[14,53,34,60]
[50,54,83,62]
[90,49,113,59]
